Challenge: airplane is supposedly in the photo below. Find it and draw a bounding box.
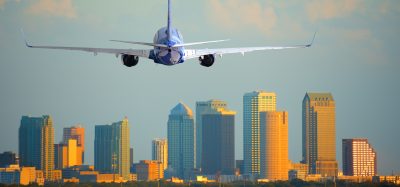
[23,0,316,67]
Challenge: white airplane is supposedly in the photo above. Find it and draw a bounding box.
[24,0,315,67]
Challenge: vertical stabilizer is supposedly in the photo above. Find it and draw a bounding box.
[167,0,172,41]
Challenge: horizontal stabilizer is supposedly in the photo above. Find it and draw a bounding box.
[109,40,169,48]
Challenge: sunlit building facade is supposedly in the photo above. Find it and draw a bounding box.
[54,139,79,169]
[167,102,195,179]
[195,100,227,169]
[302,93,338,177]
[19,115,54,180]
[94,118,130,180]
[260,111,288,180]
[63,126,85,163]
[342,138,377,176]
[243,91,276,176]
[135,160,164,181]
[152,139,168,170]
[201,106,235,175]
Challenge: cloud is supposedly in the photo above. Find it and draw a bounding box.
[207,0,277,34]
[0,0,5,7]
[26,0,77,18]
[306,0,364,22]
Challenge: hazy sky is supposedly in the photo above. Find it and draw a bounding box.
[1,0,399,175]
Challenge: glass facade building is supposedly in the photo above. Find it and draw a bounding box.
[302,93,338,177]
[94,118,130,180]
[243,91,276,176]
[167,102,195,180]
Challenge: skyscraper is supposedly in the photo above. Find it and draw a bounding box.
[243,91,276,176]
[201,106,235,175]
[302,93,338,177]
[260,111,288,180]
[167,102,195,179]
[63,126,85,163]
[94,118,130,180]
[195,100,227,169]
[152,139,168,170]
[342,138,377,176]
[19,115,54,180]
[54,139,79,169]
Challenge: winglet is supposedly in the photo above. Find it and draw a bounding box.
[306,31,317,47]
[21,29,32,48]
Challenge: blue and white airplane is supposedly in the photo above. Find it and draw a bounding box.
[24,0,315,67]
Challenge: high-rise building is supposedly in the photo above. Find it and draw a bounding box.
[54,139,80,169]
[201,106,235,175]
[167,102,195,179]
[243,91,276,176]
[302,93,338,177]
[19,115,54,180]
[342,138,377,176]
[130,148,134,167]
[63,126,85,163]
[260,111,288,180]
[94,118,130,180]
[152,139,168,170]
[135,160,164,181]
[0,152,18,168]
[195,100,227,169]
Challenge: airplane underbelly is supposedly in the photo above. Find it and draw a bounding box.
[155,49,183,65]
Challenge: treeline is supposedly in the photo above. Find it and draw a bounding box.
[1,180,400,187]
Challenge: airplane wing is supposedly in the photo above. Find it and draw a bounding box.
[184,33,316,60]
[22,31,151,58]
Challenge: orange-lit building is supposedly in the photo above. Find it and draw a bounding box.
[302,93,338,177]
[135,160,163,181]
[55,139,81,169]
[63,126,85,163]
[343,138,377,176]
[260,111,288,180]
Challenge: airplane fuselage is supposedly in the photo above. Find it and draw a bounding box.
[151,27,185,65]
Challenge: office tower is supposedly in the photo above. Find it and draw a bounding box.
[63,126,85,163]
[130,148,134,167]
[54,139,79,169]
[201,106,235,175]
[302,93,338,176]
[342,138,377,176]
[152,139,168,170]
[0,152,18,168]
[135,160,164,181]
[195,100,227,169]
[94,117,130,180]
[243,91,276,176]
[19,115,54,180]
[260,111,288,180]
[167,102,195,179]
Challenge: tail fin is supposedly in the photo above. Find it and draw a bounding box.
[167,0,172,41]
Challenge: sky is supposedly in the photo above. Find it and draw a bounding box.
[0,0,399,175]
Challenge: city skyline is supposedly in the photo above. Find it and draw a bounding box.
[1,0,400,176]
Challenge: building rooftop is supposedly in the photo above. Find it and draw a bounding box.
[170,102,193,116]
[306,92,334,101]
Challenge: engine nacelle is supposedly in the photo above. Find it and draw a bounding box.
[199,54,215,67]
[122,55,139,67]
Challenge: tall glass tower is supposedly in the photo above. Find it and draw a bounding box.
[94,118,130,180]
[19,115,54,180]
[302,93,338,176]
[243,91,276,176]
[167,102,195,180]
[195,100,227,169]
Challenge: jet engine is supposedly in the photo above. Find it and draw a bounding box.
[199,54,215,67]
[122,55,139,67]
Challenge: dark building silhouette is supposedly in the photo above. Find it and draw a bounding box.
[201,109,235,175]
[0,152,18,167]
